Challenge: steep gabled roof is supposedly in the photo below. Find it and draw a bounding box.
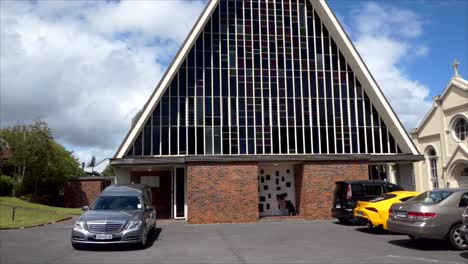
[114,0,420,158]
[411,75,468,135]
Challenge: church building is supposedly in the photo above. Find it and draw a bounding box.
[411,61,467,191]
[111,0,422,223]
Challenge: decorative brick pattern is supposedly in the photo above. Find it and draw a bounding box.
[63,180,102,208]
[187,163,259,224]
[297,162,368,219]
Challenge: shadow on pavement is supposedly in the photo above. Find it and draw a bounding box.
[332,220,366,227]
[354,227,392,235]
[460,251,468,259]
[388,238,453,251]
[73,228,161,251]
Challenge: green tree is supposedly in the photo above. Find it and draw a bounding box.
[87,155,96,172]
[102,165,115,176]
[0,120,81,199]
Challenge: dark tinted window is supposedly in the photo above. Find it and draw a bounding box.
[91,196,142,210]
[385,183,404,192]
[364,184,382,196]
[411,190,453,204]
[351,184,364,196]
[334,182,347,201]
[459,193,468,207]
[399,196,416,202]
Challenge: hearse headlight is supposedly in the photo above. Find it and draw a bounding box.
[73,220,87,230]
[125,217,142,230]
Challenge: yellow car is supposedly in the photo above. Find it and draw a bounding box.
[354,191,420,230]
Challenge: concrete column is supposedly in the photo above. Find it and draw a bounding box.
[387,164,397,184]
[114,167,131,184]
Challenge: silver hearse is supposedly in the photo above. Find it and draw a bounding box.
[71,184,156,249]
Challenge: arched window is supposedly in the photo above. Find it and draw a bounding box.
[427,147,439,189]
[453,117,467,141]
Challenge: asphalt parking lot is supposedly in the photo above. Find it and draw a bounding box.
[0,218,467,264]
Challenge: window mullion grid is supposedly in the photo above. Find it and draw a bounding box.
[345,61,352,153]
[186,59,189,155]
[321,21,329,154]
[353,71,359,154]
[159,94,162,156]
[282,1,289,154]
[274,0,281,154]
[312,8,321,154]
[260,1,265,154]
[235,0,240,155]
[305,1,313,153]
[203,23,206,156]
[227,1,231,155]
[243,1,248,155]
[378,113,383,154]
[338,51,345,153]
[297,0,305,154]
[251,0,257,155]
[289,1,297,155]
[177,72,180,155]
[267,1,273,155]
[218,8,223,155]
[361,83,368,154]
[168,79,171,155]
[194,41,198,155]
[329,36,336,154]
[211,15,215,155]
[387,126,391,154]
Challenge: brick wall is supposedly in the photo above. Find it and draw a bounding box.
[297,162,368,219]
[63,180,102,208]
[187,163,259,224]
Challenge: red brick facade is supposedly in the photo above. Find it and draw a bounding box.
[187,163,259,224]
[63,180,103,208]
[186,162,367,224]
[296,162,368,219]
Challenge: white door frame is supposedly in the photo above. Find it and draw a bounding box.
[172,167,187,220]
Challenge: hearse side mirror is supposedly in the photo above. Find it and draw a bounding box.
[82,205,88,211]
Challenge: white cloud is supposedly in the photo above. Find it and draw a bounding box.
[0,0,205,163]
[0,0,434,164]
[350,2,432,129]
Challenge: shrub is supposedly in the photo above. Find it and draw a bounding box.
[0,175,14,196]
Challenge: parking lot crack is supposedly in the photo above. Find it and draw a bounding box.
[215,227,247,264]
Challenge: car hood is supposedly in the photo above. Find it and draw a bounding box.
[79,210,141,223]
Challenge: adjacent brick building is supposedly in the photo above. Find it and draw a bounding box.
[110,0,422,224]
[63,177,113,208]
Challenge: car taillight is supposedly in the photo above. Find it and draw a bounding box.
[407,211,437,219]
[365,207,378,212]
[389,208,394,217]
[346,185,352,200]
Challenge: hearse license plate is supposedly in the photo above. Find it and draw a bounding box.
[396,211,407,218]
[95,234,113,240]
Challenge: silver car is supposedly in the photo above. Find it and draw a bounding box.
[388,189,468,250]
[460,207,468,243]
[71,184,157,249]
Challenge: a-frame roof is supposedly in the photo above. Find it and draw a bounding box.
[411,75,468,135]
[114,0,420,159]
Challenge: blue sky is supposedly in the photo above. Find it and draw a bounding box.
[1,0,467,164]
[330,0,468,98]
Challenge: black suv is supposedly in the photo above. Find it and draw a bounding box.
[331,180,404,224]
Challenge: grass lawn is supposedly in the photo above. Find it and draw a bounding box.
[0,197,82,229]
